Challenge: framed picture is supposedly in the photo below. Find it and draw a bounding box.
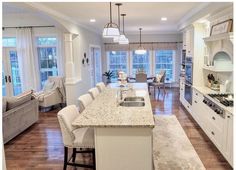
[210,19,233,36]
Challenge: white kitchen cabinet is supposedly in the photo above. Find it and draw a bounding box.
[222,113,233,167]
[185,27,194,57]
[179,78,185,103]
[182,31,187,50]
[188,87,233,167]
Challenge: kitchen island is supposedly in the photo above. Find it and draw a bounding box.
[72,83,155,170]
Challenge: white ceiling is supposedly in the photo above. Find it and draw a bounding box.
[2,2,233,34]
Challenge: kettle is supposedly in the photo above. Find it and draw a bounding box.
[220,80,230,93]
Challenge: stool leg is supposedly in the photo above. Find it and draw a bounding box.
[64,147,68,170]
[72,148,76,163]
[92,149,96,170]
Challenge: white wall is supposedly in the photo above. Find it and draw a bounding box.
[65,26,103,105]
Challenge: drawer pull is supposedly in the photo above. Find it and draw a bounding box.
[196,93,198,96]
[181,88,183,90]
[211,131,215,135]
[212,116,215,120]
[194,101,197,103]
[227,116,230,118]
[187,106,189,108]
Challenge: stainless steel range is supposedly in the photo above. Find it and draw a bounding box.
[203,93,234,118]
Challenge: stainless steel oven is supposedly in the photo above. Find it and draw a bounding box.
[184,57,193,105]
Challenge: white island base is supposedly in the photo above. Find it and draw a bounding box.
[95,127,153,170]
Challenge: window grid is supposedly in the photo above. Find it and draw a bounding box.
[107,51,128,82]
[36,37,58,88]
[132,51,150,76]
[155,50,174,82]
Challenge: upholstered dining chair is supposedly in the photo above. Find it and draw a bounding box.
[88,87,100,99]
[78,94,93,112]
[136,73,147,82]
[57,105,95,170]
[149,70,166,95]
[96,82,106,92]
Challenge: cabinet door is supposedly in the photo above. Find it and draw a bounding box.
[185,28,194,57]
[182,31,187,50]
[224,113,233,166]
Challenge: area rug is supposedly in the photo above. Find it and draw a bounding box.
[153,115,205,170]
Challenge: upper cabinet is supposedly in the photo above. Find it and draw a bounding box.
[184,27,194,57]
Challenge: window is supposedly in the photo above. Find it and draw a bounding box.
[107,51,128,82]
[132,51,150,76]
[3,37,16,47]
[155,50,175,82]
[37,37,58,88]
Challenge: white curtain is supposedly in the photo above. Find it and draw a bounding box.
[16,28,40,92]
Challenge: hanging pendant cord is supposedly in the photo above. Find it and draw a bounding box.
[139,28,142,46]
[110,2,112,23]
[118,5,120,29]
[123,15,125,34]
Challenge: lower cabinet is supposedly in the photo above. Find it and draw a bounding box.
[180,87,233,167]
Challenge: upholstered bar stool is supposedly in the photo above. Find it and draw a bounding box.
[96,82,106,92]
[57,105,95,170]
[78,94,93,112]
[88,87,100,99]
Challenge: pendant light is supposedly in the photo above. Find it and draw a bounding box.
[103,2,120,38]
[135,28,146,54]
[113,3,122,43]
[119,14,129,44]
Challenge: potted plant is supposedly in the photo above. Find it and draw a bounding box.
[103,70,115,84]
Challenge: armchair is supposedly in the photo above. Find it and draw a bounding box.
[34,76,66,109]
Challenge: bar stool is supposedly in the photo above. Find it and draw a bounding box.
[78,94,93,112]
[88,87,100,99]
[57,105,96,170]
[96,82,106,92]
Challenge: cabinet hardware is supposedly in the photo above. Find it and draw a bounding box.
[194,101,197,103]
[211,131,215,135]
[187,106,189,108]
[227,116,230,118]
[5,76,8,83]
[8,76,11,83]
[212,116,215,120]
[196,93,198,96]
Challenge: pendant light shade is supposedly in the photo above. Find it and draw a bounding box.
[135,28,146,54]
[119,14,129,44]
[103,2,120,38]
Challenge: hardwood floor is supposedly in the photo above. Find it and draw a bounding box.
[4,88,232,170]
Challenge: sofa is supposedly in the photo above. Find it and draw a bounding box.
[2,91,39,144]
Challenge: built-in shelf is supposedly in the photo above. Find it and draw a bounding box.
[203,32,233,43]
[203,65,233,72]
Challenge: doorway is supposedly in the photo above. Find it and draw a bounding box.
[2,48,22,96]
[90,46,102,87]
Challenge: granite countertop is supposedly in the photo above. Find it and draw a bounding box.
[72,83,155,128]
[193,86,234,115]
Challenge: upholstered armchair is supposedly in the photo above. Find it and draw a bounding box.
[34,76,66,108]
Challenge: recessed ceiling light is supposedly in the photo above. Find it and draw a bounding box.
[161,17,167,21]
[90,19,96,22]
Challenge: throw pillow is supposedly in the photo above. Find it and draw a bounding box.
[43,81,55,91]
[7,90,33,110]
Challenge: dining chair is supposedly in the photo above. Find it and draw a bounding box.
[57,105,95,170]
[149,70,166,95]
[78,94,93,112]
[88,87,100,99]
[136,73,147,82]
[96,82,106,92]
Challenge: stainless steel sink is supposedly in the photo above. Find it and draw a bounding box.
[124,97,145,102]
[119,101,145,107]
